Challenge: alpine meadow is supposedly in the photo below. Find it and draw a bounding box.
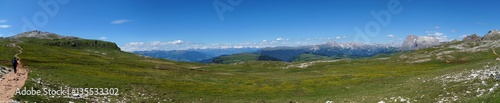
[1,0,500,102]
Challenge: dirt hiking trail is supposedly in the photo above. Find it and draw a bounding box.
[0,45,28,101]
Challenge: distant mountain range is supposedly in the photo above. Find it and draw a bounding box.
[133,42,399,63]
[133,50,213,62]
[135,30,500,63]
[133,48,260,62]
[260,42,399,62]
[210,42,399,63]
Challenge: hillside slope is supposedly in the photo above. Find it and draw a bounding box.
[0,31,202,102]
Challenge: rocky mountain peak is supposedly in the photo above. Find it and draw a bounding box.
[400,35,440,51]
[462,34,482,42]
[482,29,500,41]
[325,41,339,46]
[10,30,78,39]
[488,29,499,34]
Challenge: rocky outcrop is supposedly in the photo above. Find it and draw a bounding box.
[0,67,12,80]
[400,35,440,50]
[481,29,500,41]
[462,34,482,42]
[459,29,500,42]
[10,30,79,40]
[401,35,418,50]
[9,30,121,50]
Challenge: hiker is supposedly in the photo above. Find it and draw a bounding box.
[12,57,17,74]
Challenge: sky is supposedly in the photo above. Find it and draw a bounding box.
[0,0,499,51]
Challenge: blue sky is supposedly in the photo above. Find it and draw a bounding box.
[0,0,499,51]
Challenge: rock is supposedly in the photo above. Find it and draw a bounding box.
[72,93,80,98]
[462,34,482,42]
[400,35,440,50]
[481,29,500,41]
[0,67,11,74]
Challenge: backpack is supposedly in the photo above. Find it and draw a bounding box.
[12,58,17,64]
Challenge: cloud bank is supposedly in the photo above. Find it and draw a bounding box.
[110,19,131,24]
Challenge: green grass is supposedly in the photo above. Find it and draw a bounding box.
[290,53,336,62]
[0,38,498,102]
[211,53,281,64]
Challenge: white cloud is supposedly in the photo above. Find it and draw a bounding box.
[122,40,188,51]
[147,40,185,46]
[0,20,6,23]
[427,31,447,42]
[123,39,290,51]
[99,37,107,40]
[110,19,131,24]
[126,42,144,46]
[167,40,184,45]
[121,37,342,51]
[0,25,11,28]
[459,35,467,38]
[335,36,341,39]
[130,42,144,45]
[125,40,184,47]
[434,26,440,29]
[387,34,395,38]
[451,29,456,33]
